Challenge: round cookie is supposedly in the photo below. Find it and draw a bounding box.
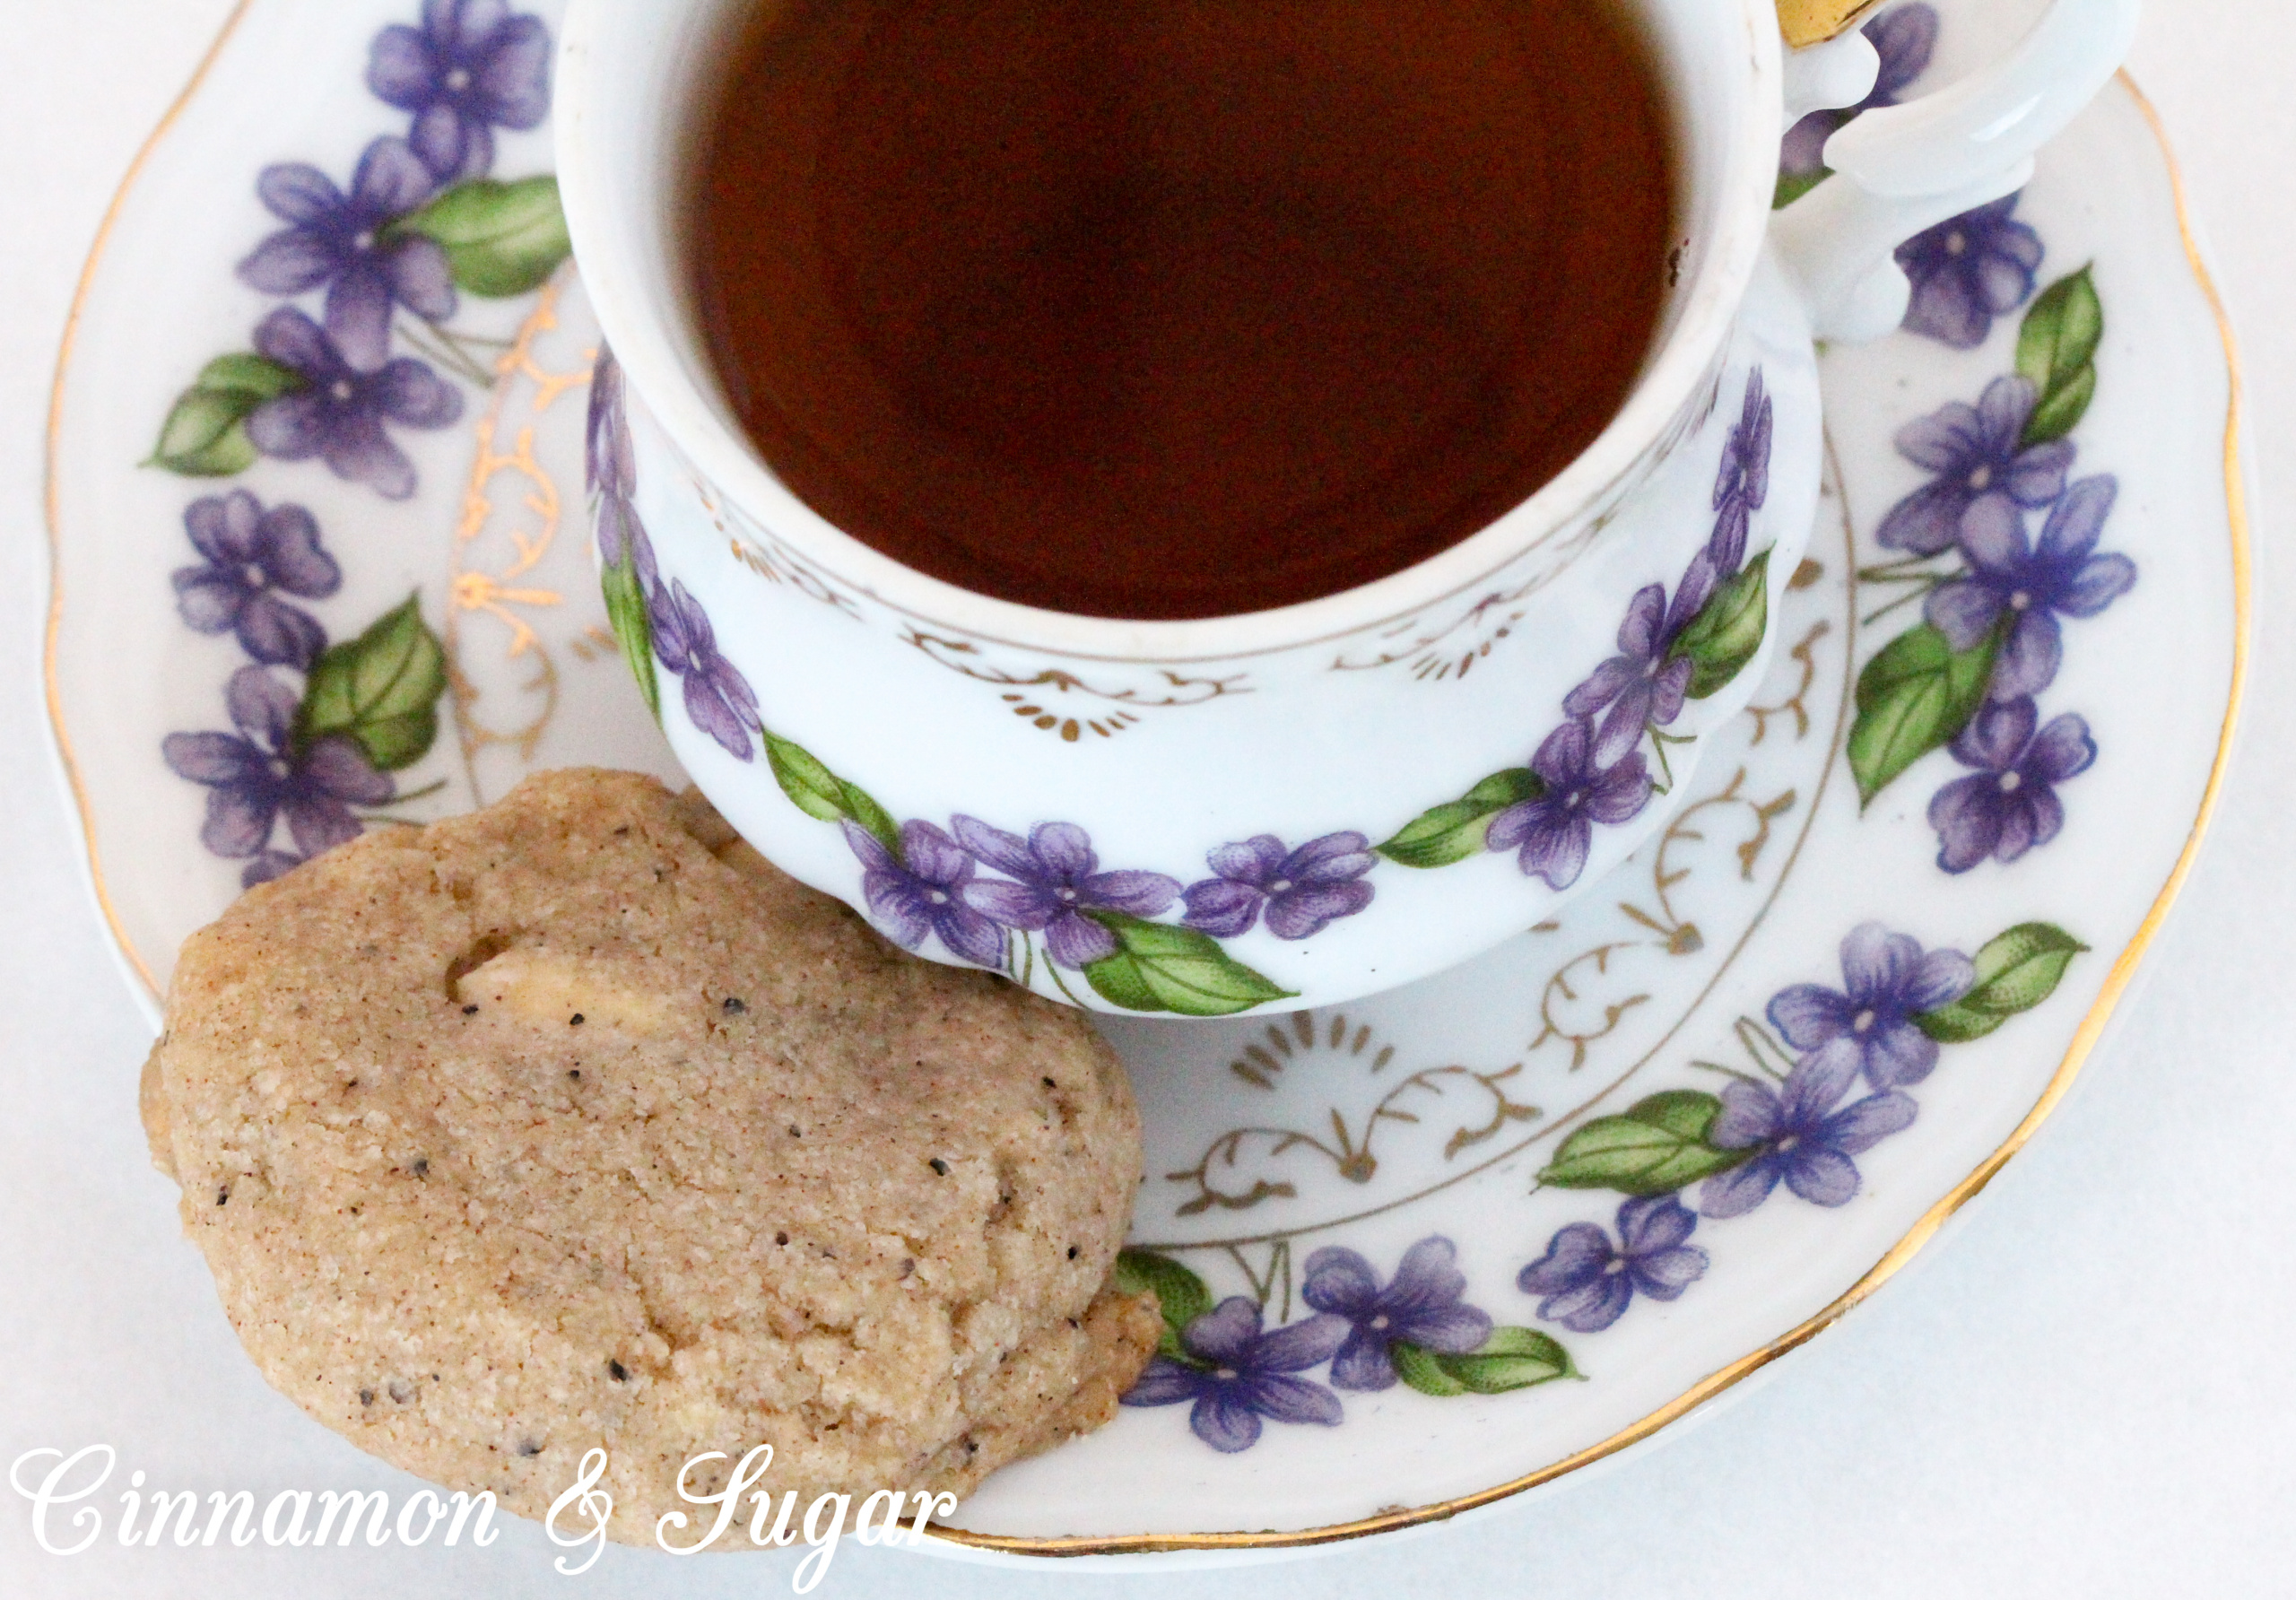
[141,769,1154,1543]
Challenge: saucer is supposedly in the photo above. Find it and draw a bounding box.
[44,0,2245,1568]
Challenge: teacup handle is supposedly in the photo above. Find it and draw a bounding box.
[1772,0,2142,343]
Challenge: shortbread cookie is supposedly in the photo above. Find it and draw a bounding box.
[142,770,1153,1543]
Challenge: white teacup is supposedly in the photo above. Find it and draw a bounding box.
[557,0,2137,1019]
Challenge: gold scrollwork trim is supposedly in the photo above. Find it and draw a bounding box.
[1166,1011,1541,1215]
[900,627,1254,743]
[725,526,865,619]
[443,277,588,781]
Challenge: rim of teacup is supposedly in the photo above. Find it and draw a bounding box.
[557,0,1787,665]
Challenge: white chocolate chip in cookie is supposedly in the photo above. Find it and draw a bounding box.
[453,946,675,1035]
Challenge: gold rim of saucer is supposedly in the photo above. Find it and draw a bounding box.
[1779,0,1885,48]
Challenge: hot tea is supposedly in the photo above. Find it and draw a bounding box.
[692,0,1674,619]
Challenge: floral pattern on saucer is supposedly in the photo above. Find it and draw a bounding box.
[152,0,570,888]
[1854,264,2135,873]
[1111,914,2082,1451]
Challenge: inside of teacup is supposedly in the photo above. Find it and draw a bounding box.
[570,0,1770,623]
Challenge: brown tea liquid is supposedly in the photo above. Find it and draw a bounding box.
[693,0,1674,619]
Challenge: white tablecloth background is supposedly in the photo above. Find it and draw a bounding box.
[4,3,2290,1595]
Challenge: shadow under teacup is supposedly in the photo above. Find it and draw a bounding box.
[555,0,2137,1021]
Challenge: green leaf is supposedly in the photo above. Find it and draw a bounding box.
[1081,915,1296,1017]
[2022,362,2097,448]
[1915,924,2089,1043]
[762,732,901,857]
[1671,549,1771,700]
[147,352,304,476]
[1114,1249,1213,1362]
[1081,949,1163,1014]
[2015,265,2103,447]
[150,390,258,477]
[600,559,660,722]
[1848,622,1999,806]
[1394,1327,1578,1397]
[1773,166,1832,211]
[293,595,449,772]
[1377,770,1542,869]
[1538,1091,1753,1196]
[196,352,305,404]
[393,176,571,298]
[838,783,901,860]
[765,733,848,824]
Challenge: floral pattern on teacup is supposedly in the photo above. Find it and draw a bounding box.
[589,349,1784,1015]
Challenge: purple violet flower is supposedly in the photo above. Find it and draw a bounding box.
[585,345,661,582]
[368,0,552,182]
[170,491,340,670]
[1770,923,1975,1094]
[648,579,761,761]
[1710,370,1773,572]
[242,850,309,889]
[1895,194,2045,350]
[1486,719,1653,891]
[1518,1196,1710,1335]
[1779,4,1941,179]
[1119,1299,1350,1454]
[1300,1238,1493,1392]
[237,138,454,372]
[163,667,393,877]
[1565,574,1709,770]
[596,493,657,588]
[1929,699,2096,873]
[1182,833,1376,942]
[1878,377,2077,556]
[952,820,1180,969]
[1699,1048,1919,1219]
[586,344,635,501]
[842,820,1007,970]
[244,307,463,500]
[1926,477,2135,700]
